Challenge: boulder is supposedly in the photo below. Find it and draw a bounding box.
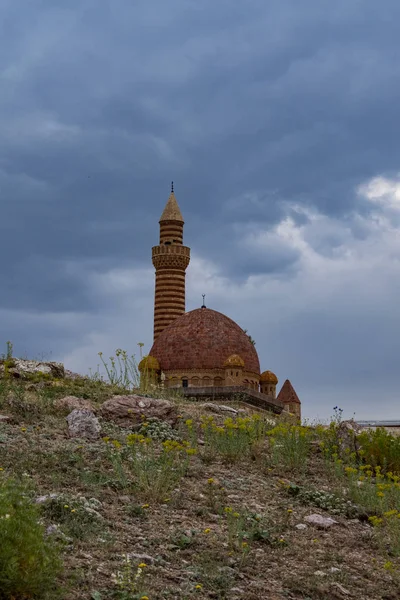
[0,358,65,379]
[100,395,178,427]
[200,402,239,414]
[55,395,94,413]
[304,513,339,529]
[337,419,363,455]
[66,409,101,440]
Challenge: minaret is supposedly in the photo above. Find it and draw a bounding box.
[152,183,190,341]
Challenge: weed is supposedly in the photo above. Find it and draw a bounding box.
[358,427,400,475]
[40,493,104,540]
[267,422,312,471]
[104,434,193,502]
[0,475,63,599]
[139,417,181,442]
[199,414,270,463]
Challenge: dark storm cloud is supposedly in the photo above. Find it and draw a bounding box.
[1,0,400,417]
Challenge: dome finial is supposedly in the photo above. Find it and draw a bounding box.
[201,294,206,308]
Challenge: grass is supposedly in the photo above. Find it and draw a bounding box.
[1,361,400,599]
[0,475,63,599]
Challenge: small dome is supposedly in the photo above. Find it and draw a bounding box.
[260,370,278,384]
[223,354,245,368]
[138,355,160,372]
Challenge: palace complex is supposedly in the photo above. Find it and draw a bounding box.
[139,185,301,420]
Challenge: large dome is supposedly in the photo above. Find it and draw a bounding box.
[150,307,260,375]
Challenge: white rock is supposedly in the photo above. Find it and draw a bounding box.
[295,523,308,530]
[305,513,339,529]
[127,552,155,564]
[66,409,101,440]
[314,570,327,577]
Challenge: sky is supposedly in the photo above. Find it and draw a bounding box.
[1,0,400,421]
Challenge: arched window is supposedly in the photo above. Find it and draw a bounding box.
[182,377,188,388]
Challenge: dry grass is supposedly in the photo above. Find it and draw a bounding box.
[0,376,399,600]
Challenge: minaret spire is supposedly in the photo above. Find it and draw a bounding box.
[152,184,191,341]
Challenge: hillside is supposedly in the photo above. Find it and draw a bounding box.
[0,360,399,600]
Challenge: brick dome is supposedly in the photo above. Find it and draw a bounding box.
[150,307,260,375]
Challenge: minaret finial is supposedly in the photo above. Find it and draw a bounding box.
[171,181,174,193]
[201,294,206,308]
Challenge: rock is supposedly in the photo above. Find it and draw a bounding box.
[127,552,155,565]
[64,369,86,380]
[295,523,308,530]
[35,493,59,504]
[100,395,178,427]
[337,419,363,455]
[0,415,11,423]
[66,409,101,440]
[55,396,94,413]
[331,582,350,595]
[118,495,131,504]
[304,514,339,529]
[0,358,65,380]
[200,403,239,414]
[314,570,327,577]
[329,567,341,573]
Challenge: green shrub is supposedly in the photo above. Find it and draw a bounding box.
[267,423,312,471]
[358,427,400,474]
[139,417,181,442]
[0,476,62,599]
[198,414,270,463]
[104,435,194,502]
[40,493,103,540]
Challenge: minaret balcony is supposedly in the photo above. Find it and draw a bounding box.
[152,244,190,269]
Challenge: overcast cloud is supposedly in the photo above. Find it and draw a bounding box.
[1,0,400,420]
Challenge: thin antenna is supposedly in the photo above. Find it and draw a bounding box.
[201,294,206,308]
[171,181,174,193]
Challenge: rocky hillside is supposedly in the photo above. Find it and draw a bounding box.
[0,359,399,600]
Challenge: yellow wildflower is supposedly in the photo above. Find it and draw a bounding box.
[207,478,214,485]
[195,584,203,590]
[138,562,147,568]
[204,528,211,534]
[142,504,149,509]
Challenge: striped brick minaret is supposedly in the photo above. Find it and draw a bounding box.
[152,183,190,341]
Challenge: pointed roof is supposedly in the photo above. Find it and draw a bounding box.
[160,184,184,223]
[277,379,301,404]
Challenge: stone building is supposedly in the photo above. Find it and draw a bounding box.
[139,185,301,420]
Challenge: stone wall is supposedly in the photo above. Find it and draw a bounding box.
[182,385,284,414]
